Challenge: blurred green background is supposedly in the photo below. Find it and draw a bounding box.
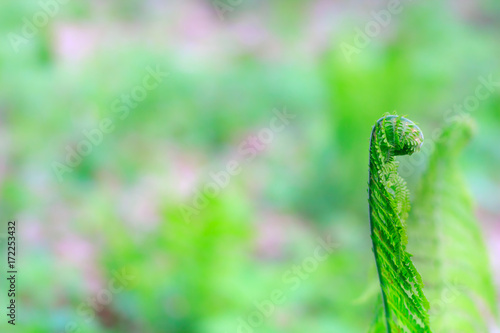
[0,1,499,332]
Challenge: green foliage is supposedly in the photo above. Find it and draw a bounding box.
[368,115,431,332]
[1,2,500,332]
[408,120,498,332]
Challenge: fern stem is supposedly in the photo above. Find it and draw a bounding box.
[369,125,392,333]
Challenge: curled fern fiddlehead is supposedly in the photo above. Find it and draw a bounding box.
[368,115,431,332]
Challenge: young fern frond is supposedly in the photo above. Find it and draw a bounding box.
[408,119,498,332]
[368,115,431,332]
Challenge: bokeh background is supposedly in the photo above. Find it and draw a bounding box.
[0,1,499,332]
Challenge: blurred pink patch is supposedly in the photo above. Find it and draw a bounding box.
[167,149,205,199]
[254,212,292,260]
[55,235,94,266]
[478,209,500,288]
[54,23,100,64]
[20,215,44,245]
